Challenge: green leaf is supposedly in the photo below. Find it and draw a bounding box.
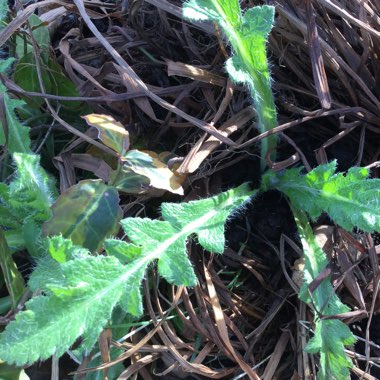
[262,161,380,232]
[0,229,24,309]
[22,219,43,258]
[0,256,125,365]
[104,239,142,264]
[43,180,122,252]
[0,154,56,255]
[109,165,151,194]
[45,235,90,263]
[0,183,255,365]
[0,1,8,27]
[292,208,355,380]
[0,361,30,380]
[27,236,90,292]
[183,0,241,28]
[6,153,56,224]
[183,1,277,168]
[13,52,53,108]
[14,55,81,110]
[0,59,31,154]
[15,15,50,61]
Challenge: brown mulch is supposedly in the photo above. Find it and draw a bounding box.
[1,0,380,379]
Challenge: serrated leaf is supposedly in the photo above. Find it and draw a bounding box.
[0,153,56,237]
[121,150,184,195]
[104,239,142,264]
[122,183,254,285]
[82,114,130,155]
[43,180,122,252]
[11,153,56,212]
[45,235,90,263]
[0,256,125,365]
[292,208,355,380]
[0,183,255,365]
[27,236,90,292]
[22,219,43,258]
[263,161,380,232]
[183,0,241,28]
[0,59,31,154]
[183,1,277,168]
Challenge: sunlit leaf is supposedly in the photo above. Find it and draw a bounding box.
[109,165,151,194]
[183,1,277,168]
[82,114,130,155]
[122,150,184,195]
[292,209,355,380]
[263,161,380,232]
[0,183,255,365]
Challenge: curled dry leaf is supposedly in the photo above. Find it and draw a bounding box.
[119,150,185,195]
[82,114,130,156]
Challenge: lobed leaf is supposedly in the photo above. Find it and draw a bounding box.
[183,1,277,168]
[183,0,241,29]
[262,161,380,232]
[0,153,56,234]
[0,183,255,365]
[0,255,125,365]
[43,180,122,252]
[292,208,355,380]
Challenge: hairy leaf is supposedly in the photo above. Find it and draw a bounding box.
[292,208,355,380]
[43,180,122,252]
[0,183,255,365]
[0,153,56,230]
[0,59,31,153]
[0,255,124,365]
[262,161,380,232]
[183,1,277,168]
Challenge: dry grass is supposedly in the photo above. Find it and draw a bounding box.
[1,0,380,378]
